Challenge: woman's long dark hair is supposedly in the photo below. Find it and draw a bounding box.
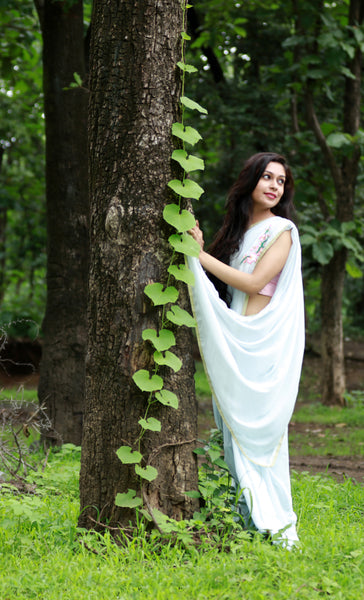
[208,152,295,304]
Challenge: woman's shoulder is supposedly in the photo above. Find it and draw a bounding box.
[270,215,298,233]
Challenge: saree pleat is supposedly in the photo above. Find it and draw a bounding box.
[188,216,305,546]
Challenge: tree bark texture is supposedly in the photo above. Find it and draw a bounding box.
[79,0,199,529]
[35,0,89,445]
[320,248,347,405]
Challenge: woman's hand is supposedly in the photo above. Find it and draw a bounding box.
[189,220,204,251]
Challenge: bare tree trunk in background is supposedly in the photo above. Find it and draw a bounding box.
[78,0,198,530]
[34,0,89,444]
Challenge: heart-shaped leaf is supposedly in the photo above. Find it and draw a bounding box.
[166,305,196,328]
[168,264,195,285]
[138,417,161,432]
[169,233,201,257]
[142,328,175,352]
[116,445,142,464]
[171,149,205,173]
[155,389,179,409]
[168,178,204,200]
[180,95,208,114]
[163,204,196,232]
[153,350,182,372]
[115,489,143,508]
[144,282,179,305]
[172,122,202,146]
[135,464,158,482]
[132,369,163,392]
[176,61,198,73]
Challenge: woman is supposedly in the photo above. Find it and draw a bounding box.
[188,152,305,548]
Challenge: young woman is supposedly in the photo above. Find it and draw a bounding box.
[188,152,305,548]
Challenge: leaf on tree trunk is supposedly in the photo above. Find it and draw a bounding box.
[163,203,196,232]
[144,282,179,306]
[180,95,208,114]
[176,61,197,73]
[142,328,176,352]
[116,446,143,464]
[168,178,204,200]
[166,305,196,327]
[172,122,202,145]
[132,370,164,392]
[169,233,201,257]
[115,489,142,508]
[155,389,179,409]
[135,464,158,482]
[153,350,182,372]
[168,263,195,285]
[138,417,161,432]
[171,149,205,173]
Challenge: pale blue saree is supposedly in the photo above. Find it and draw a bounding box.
[188,216,305,547]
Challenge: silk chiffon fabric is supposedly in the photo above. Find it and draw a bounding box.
[188,216,305,546]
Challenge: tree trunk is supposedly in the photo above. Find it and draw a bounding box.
[34,0,89,445]
[78,0,198,530]
[320,248,347,405]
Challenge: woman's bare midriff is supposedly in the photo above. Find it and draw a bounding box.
[245,293,271,316]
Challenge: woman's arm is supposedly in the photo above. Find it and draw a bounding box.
[189,223,292,295]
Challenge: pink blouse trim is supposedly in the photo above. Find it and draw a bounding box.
[258,271,281,297]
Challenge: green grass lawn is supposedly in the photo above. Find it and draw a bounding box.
[1,375,364,599]
[0,444,363,599]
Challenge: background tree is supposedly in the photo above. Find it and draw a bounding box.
[186,0,364,405]
[34,0,89,444]
[78,0,199,529]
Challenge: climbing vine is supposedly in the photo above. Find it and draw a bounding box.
[115,1,207,511]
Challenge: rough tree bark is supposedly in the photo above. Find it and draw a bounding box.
[34,0,89,443]
[78,0,199,529]
[304,0,362,405]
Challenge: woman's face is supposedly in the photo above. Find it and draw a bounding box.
[251,161,286,211]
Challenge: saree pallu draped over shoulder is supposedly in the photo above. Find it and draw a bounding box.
[188,216,305,548]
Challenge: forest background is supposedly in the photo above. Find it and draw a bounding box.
[1,0,363,387]
[0,2,364,465]
[0,2,364,597]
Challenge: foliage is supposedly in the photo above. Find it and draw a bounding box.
[1,442,364,599]
[0,0,46,333]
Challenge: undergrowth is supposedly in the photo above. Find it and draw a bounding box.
[0,442,363,599]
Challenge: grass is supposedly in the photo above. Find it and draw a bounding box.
[0,445,363,599]
[1,373,364,599]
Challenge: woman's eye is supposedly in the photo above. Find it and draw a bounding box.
[263,174,270,179]
[278,178,285,185]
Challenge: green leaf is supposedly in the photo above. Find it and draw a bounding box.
[116,446,142,464]
[155,389,179,409]
[142,328,176,352]
[176,61,198,73]
[138,417,161,432]
[326,132,351,148]
[172,122,202,146]
[169,233,201,257]
[166,305,196,327]
[115,489,143,508]
[181,32,191,41]
[153,350,182,372]
[300,233,316,246]
[180,96,208,114]
[168,263,195,285]
[144,282,179,305]
[346,261,363,278]
[132,369,164,392]
[168,179,204,200]
[135,464,158,482]
[171,149,205,173]
[163,204,196,232]
[312,241,334,265]
[184,490,201,499]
